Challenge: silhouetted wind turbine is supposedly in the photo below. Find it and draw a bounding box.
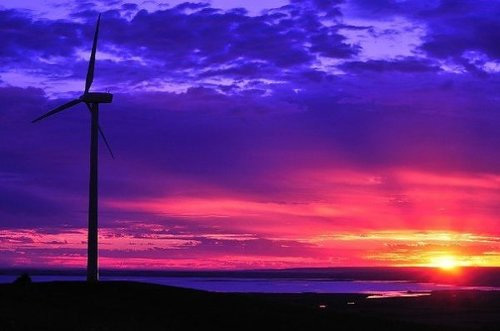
[32,14,113,282]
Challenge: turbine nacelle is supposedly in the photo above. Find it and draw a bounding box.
[81,92,113,104]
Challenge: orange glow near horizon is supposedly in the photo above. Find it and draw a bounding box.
[430,256,460,271]
[1,227,499,269]
[1,168,499,269]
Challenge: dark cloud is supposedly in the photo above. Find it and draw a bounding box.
[0,86,46,121]
[0,186,61,218]
[104,4,324,69]
[421,16,500,60]
[0,2,359,86]
[349,0,500,70]
[0,10,83,64]
[121,3,139,11]
[340,58,440,73]
[348,0,439,17]
[99,237,318,259]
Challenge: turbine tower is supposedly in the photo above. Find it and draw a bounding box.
[32,14,113,282]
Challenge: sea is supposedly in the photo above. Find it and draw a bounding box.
[1,268,499,297]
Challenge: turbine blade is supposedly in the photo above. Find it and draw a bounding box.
[98,125,115,159]
[85,14,101,93]
[32,99,82,123]
[85,102,114,159]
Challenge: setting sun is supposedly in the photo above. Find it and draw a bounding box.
[431,256,459,270]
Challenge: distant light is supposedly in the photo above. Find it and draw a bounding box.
[319,304,327,309]
[347,302,355,305]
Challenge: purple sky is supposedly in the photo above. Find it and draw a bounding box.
[1,0,499,269]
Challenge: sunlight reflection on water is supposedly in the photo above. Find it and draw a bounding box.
[365,291,431,299]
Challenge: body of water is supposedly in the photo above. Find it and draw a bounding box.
[1,275,498,297]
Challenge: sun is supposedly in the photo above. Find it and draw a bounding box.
[431,255,459,270]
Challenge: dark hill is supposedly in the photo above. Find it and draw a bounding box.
[0,281,498,330]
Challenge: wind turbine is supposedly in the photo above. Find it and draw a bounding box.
[32,14,114,282]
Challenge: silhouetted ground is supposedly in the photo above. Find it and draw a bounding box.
[0,281,498,330]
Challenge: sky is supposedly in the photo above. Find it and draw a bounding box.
[0,0,499,270]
